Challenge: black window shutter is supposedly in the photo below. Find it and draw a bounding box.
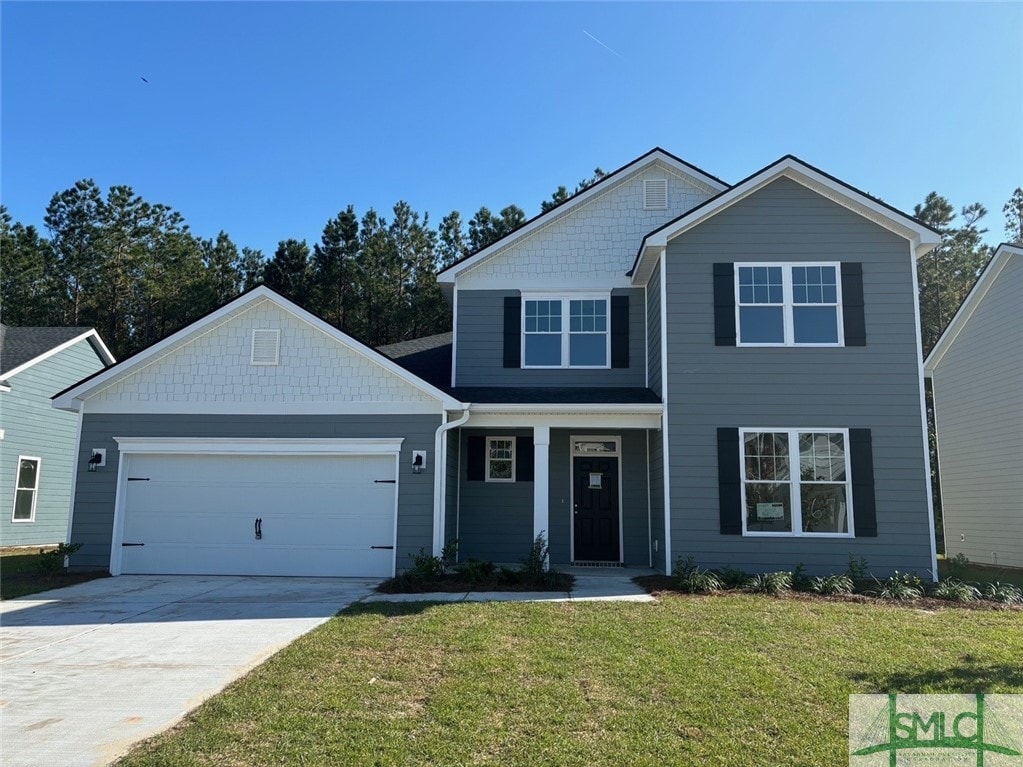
[713,263,736,346]
[610,295,630,368]
[849,428,877,537]
[517,436,534,482]
[717,428,742,534]
[503,296,521,368]
[467,436,486,481]
[841,263,866,346]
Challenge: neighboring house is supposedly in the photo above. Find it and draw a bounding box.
[1,325,114,546]
[924,243,1023,569]
[54,148,942,579]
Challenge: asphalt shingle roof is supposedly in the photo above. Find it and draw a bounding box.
[0,324,97,375]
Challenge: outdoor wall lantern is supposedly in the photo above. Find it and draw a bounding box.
[411,450,427,474]
[87,449,106,472]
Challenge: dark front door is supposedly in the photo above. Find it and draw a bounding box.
[573,457,619,561]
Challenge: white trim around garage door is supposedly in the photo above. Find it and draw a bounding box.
[108,437,404,576]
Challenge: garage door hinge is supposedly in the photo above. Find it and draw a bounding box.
[121,542,145,547]
[127,477,150,481]
[374,479,396,484]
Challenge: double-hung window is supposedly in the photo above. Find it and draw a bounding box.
[486,437,515,482]
[523,294,609,368]
[736,264,842,346]
[12,456,41,523]
[741,429,852,536]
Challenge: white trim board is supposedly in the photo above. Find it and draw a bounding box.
[112,437,406,455]
[1,329,115,381]
[52,287,463,411]
[568,434,624,564]
[83,400,443,415]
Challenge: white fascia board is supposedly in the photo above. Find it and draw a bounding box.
[52,286,463,411]
[438,150,727,285]
[924,244,1020,374]
[632,158,943,285]
[2,329,115,382]
[81,400,444,415]
[113,437,406,455]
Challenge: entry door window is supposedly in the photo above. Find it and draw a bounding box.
[12,457,41,522]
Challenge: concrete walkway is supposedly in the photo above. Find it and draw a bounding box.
[0,575,378,767]
[363,567,657,604]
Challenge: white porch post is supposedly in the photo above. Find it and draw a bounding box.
[532,425,551,566]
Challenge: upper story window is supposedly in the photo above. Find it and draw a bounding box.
[523,294,609,368]
[736,264,843,346]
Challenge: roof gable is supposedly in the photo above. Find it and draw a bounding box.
[438,148,728,285]
[52,286,461,411]
[924,243,1022,373]
[0,325,114,380]
[630,155,943,284]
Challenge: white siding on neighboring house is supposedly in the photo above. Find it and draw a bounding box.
[930,253,1023,568]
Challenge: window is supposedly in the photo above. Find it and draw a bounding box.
[741,430,851,536]
[736,264,842,346]
[523,295,609,368]
[486,437,515,482]
[12,457,41,523]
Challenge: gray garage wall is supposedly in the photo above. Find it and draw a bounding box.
[68,413,440,572]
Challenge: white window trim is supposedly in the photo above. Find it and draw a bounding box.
[734,262,845,347]
[521,292,612,369]
[485,436,516,483]
[12,455,41,524]
[738,428,854,538]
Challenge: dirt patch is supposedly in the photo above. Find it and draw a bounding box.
[377,572,574,594]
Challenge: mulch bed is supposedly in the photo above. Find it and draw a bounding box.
[633,575,1022,612]
[377,572,575,594]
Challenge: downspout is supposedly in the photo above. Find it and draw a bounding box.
[433,405,471,556]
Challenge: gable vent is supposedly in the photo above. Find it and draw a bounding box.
[644,179,668,210]
[250,329,280,365]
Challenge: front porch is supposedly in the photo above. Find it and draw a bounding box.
[441,415,666,571]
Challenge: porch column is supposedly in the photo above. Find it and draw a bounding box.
[532,425,551,565]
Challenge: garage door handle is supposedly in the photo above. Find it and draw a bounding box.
[255,518,262,540]
[122,542,145,547]
[374,479,396,484]
[371,545,394,550]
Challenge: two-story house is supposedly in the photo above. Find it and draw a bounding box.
[54,149,941,579]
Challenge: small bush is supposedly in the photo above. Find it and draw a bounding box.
[406,548,446,581]
[745,571,792,595]
[981,581,1023,605]
[522,533,551,576]
[808,574,854,596]
[676,567,723,594]
[37,543,83,576]
[945,553,971,580]
[872,571,923,601]
[440,538,459,567]
[791,563,812,592]
[455,559,496,586]
[716,566,750,590]
[846,555,870,583]
[932,579,981,603]
[673,555,698,577]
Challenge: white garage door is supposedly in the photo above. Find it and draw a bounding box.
[119,452,398,577]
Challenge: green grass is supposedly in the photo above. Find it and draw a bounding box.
[119,595,1023,767]
[937,557,1023,588]
[0,547,106,600]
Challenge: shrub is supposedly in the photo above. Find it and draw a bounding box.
[456,559,496,586]
[945,553,972,580]
[981,581,1023,605]
[522,533,551,577]
[846,555,870,583]
[673,555,698,577]
[932,578,981,603]
[791,563,812,592]
[406,548,446,581]
[808,574,854,596]
[440,538,459,567]
[37,543,82,576]
[676,567,723,594]
[745,571,792,595]
[716,566,750,590]
[872,571,923,601]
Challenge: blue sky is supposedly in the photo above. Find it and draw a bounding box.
[2,2,1021,256]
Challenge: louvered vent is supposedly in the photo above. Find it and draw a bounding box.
[644,179,668,210]
[250,329,280,365]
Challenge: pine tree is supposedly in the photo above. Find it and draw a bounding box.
[1004,187,1023,245]
[0,207,58,325]
[438,210,467,267]
[263,239,312,305]
[237,247,266,290]
[311,206,361,331]
[201,231,242,305]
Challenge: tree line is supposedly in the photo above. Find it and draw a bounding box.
[1,171,1018,361]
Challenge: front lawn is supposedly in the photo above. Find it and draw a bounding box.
[119,595,1023,767]
[0,547,107,600]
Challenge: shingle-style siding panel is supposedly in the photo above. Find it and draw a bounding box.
[647,260,662,394]
[456,288,646,387]
[932,256,1023,567]
[664,177,933,576]
[0,340,107,546]
[456,428,534,563]
[457,164,715,290]
[67,414,440,571]
[86,299,434,406]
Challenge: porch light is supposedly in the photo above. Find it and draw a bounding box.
[411,450,426,474]
[87,452,103,472]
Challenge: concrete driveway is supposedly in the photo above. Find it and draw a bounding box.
[0,575,378,767]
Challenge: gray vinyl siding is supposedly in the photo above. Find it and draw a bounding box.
[648,428,666,572]
[455,288,646,387]
[647,260,662,394]
[456,428,534,563]
[444,428,459,550]
[68,413,440,571]
[664,177,933,576]
[931,255,1023,567]
[0,340,107,546]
